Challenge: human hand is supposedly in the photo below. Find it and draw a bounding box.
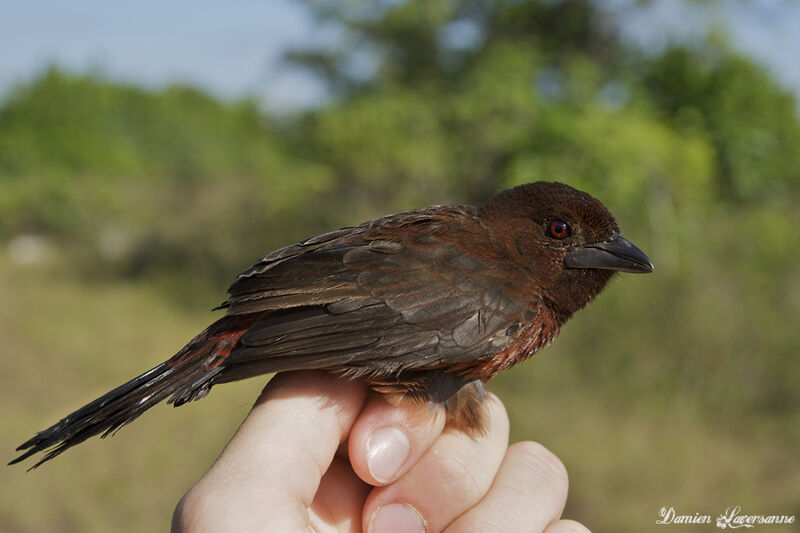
[172,371,590,533]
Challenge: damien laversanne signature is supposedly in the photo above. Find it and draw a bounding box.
[657,506,796,528]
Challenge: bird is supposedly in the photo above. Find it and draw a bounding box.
[11,181,653,468]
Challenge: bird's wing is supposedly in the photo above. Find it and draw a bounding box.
[217,208,539,382]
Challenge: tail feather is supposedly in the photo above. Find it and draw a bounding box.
[11,313,259,469]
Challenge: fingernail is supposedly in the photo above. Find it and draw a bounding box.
[366,427,410,483]
[370,503,426,533]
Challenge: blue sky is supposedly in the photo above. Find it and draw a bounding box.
[0,0,329,109]
[1,0,799,110]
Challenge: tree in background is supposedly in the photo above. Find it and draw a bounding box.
[2,2,799,532]
[282,0,800,418]
[0,0,798,417]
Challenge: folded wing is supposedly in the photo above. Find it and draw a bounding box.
[216,207,537,384]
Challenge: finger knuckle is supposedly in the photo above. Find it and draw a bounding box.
[433,447,486,502]
[483,393,510,432]
[511,441,569,493]
[547,519,592,533]
[172,488,206,532]
[450,516,508,533]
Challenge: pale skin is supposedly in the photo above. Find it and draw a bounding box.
[172,371,591,533]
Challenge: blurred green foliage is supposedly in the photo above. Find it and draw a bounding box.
[2,1,799,531]
[0,68,338,289]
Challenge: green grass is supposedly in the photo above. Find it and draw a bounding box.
[493,368,800,532]
[0,257,264,533]
[2,256,798,532]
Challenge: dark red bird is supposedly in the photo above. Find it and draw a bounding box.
[12,181,653,468]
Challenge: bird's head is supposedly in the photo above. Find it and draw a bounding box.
[480,181,654,316]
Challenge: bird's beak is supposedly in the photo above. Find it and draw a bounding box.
[565,234,654,274]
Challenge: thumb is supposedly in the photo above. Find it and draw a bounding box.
[173,371,368,533]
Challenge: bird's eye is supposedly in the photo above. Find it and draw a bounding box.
[548,219,570,239]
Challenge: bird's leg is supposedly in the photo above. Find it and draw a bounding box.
[369,369,489,435]
[441,379,488,436]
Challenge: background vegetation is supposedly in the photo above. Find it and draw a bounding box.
[2,1,798,531]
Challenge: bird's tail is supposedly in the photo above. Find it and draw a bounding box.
[10,313,260,469]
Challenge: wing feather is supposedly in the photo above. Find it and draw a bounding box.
[215,207,539,383]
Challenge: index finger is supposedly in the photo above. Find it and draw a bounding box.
[173,371,368,532]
